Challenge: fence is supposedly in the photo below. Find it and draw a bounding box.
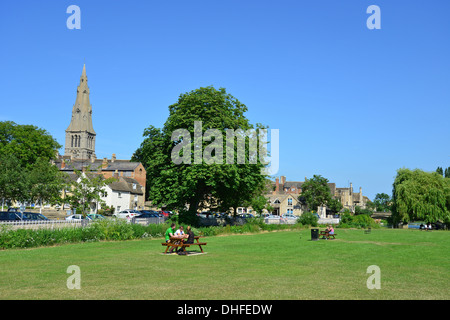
[318,218,340,225]
[131,217,167,226]
[0,219,85,230]
[0,216,168,230]
[264,217,298,225]
[1,216,340,230]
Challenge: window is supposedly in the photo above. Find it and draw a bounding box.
[118,192,122,198]
[274,199,281,204]
[288,198,293,206]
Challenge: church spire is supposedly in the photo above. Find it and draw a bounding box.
[81,63,86,77]
[64,64,96,160]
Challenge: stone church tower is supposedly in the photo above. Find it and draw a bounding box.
[65,64,96,160]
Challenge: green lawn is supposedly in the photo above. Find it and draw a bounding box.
[0,228,448,300]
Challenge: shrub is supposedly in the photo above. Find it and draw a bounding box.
[298,212,319,227]
[338,213,378,229]
[0,218,306,250]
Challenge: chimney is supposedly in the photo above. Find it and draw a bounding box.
[114,169,119,178]
[275,177,279,192]
[112,153,116,163]
[281,176,286,186]
[91,154,96,163]
[350,183,353,195]
[102,158,108,169]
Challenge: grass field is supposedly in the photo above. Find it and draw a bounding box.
[0,228,448,300]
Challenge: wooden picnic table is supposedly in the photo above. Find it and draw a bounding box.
[319,230,337,240]
[162,235,207,254]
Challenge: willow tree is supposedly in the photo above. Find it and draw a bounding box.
[391,168,450,224]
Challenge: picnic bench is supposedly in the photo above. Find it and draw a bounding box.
[319,231,337,240]
[162,236,207,254]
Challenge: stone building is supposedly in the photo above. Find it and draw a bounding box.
[64,64,96,160]
[55,65,147,213]
[335,183,369,211]
[265,176,368,215]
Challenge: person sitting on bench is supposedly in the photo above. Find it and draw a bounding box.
[328,225,335,236]
[185,226,195,244]
[165,223,176,253]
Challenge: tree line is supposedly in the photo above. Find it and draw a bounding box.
[2,87,449,227]
[0,121,114,215]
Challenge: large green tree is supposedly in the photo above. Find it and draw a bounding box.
[0,121,61,168]
[65,169,116,217]
[391,168,450,224]
[27,157,68,212]
[373,192,391,212]
[0,122,63,207]
[300,175,332,212]
[132,86,267,224]
[0,154,28,206]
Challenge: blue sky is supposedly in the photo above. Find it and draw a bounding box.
[1,0,449,200]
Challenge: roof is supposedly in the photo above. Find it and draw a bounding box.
[282,181,303,189]
[56,159,141,172]
[107,177,144,195]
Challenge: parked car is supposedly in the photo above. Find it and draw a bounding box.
[66,214,85,221]
[0,211,25,221]
[159,211,171,217]
[265,215,281,219]
[138,210,158,215]
[239,213,254,219]
[135,211,160,218]
[214,212,228,218]
[21,212,49,220]
[86,213,106,220]
[113,210,141,219]
[282,214,298,220]
[197,211,212,218]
